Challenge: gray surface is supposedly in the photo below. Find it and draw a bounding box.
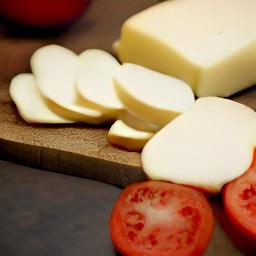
[0,160,249,255]
[0,160,122,256]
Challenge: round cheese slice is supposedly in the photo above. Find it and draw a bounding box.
[9,73,74,123]
[114,63,195,127]
[76,49,123,119]
[30,44,106,124]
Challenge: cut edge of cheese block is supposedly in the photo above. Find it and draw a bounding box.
[76,49,124,119]
[141,97,256,193]
[108,120,154,152]
[9,73,75,124]
[113,63,195,127]
[117,0,256,97]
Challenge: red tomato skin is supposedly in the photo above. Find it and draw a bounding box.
[0,0,91,28]
[212,197,256,255]
[223,149,256,246]
[110,181,214,256]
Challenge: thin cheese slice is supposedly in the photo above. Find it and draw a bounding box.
[76,49,123,119]
[117,0,256,97]
[9,73,74,123]
[108,120,154,152]
[30,44,106,124]
[114,63,195,127]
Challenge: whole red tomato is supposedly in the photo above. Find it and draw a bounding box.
[0,0,91,28]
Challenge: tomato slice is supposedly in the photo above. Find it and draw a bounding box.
[223,148,256,244]
[110,181,214,256]
[212,197,256,255]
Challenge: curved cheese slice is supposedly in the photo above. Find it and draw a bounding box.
[76,49,123,119]
[108,120,154,152]
[114,63,195,127]
[141,97,256,193]
[117,0,256,97]
[9,73,74,123]
[30,44,105,124]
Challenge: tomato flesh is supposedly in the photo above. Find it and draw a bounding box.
[223,148,256,243]
[110,181,214,256]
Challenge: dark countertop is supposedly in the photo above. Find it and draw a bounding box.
[0,160,122,256]
[0,160,245,256]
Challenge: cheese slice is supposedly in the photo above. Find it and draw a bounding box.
[108,120,154,152]
[141,97,256,193]
[30,44,106,124]
[9,73,74,123]
[117,0,256,97]
[76,49,123,119]
[114,63,195,127]
[120,110,160,133]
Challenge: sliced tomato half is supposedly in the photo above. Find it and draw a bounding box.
[110,181,214,256]
[223,148,256,245]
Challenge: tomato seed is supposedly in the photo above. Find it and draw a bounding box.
[179,206,193,216]
[130,192,140,202]
[151,239,158,246]
[192,214,201,227]
[240,184,256,200]
[128,231,137,241]
[160,191,167,197]
[245,202,256,216]
[141,187,150,196]
[135,222,144,231]
[186,235,194,245]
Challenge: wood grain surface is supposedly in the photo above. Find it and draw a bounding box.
[0,0,255,189]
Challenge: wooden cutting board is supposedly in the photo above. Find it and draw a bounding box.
[0,0,255,188]
[0,0,159,187]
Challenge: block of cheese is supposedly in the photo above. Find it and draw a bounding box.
[117,0,256,97]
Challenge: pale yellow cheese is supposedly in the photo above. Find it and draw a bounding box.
[114,63,195,127]
[76,49,124,119]
[120,110,160,133]
[9,74,74,124]
[141,97,256,193]
[117,0,256,97]
[108,120,154,152]
[30,44,106,124]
